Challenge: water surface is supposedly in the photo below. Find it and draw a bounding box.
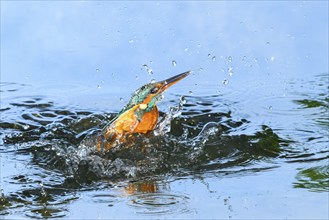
[1,1,328,219]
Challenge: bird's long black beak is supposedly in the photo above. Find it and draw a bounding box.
[158,70,191,93]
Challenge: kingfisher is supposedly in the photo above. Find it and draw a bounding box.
[85,71,190,153]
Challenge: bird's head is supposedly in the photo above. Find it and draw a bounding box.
[123,71,190,113]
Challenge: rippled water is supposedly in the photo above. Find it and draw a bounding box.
[1,1,328,219]
[0,72,328,218]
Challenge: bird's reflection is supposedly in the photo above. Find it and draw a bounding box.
[124,180,168,195]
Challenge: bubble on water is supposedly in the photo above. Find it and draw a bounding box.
[212,56,216,61]
[222,79,229,85]
[172,60,177,67]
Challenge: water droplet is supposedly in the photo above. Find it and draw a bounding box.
[212,56,216,61]
[266,41,270,45]
[129,39,134,43]
[150,79,156,83]
[228,67,233,76]
[188,91,193,94]
[180,96,187,105]
[39,182,47,198]
[23,124,30,130]
[198,44,201,47]
[96,68,100,72]
[172,60,177,67]
[208,53,211,58]
[120,98,124,102]
[135,76,139,79]
[143,64,153,75]
[222,79,229,85]
[199,68,204,72]
[270,56,275,61]
[97,85,101,89]
[268,106,273,110]
[184,48,189,51]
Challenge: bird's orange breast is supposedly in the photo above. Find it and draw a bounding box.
[114,105,159,134]
[97,105,159,152]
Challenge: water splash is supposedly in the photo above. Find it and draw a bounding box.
[155,96,186,136]
[143,64,153,75]
[0,83,294,184]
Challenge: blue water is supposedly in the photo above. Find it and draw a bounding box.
[1,1,328,219]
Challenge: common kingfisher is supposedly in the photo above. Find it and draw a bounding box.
[88,71,190,153]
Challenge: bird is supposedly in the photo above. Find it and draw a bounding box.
[84,71,190,153]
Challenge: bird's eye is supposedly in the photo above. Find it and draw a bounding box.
[150,87,159,94]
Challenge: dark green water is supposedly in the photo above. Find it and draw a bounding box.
[1,1,328,219]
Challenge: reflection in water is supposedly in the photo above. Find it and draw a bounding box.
[294,166,329,192]
[125,180,162,194]
[124,180,191,215]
